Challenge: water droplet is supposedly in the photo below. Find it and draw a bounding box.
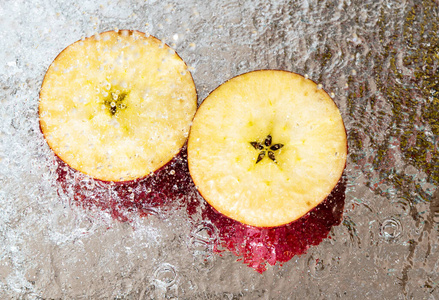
[237,60,249,70]
[307,252,339,279]
[379,218,402,241]
[192,222,218,243]
[190,222,217,270]
[154,263,177,287]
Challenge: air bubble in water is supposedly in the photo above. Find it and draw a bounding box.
[154,263,177,287]
[379,218,402,242]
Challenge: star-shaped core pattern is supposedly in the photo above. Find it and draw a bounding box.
[250,134,284,164]
[104,90,128,115]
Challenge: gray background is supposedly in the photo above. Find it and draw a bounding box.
[0,0,438,299]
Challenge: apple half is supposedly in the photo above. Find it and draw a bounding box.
[39,30,197,182]
[188,70,347,228]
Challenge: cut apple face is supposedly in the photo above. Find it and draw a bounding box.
[39,30,197,182]
[188,70,347,228]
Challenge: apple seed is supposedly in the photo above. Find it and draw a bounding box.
[256,151,265,163]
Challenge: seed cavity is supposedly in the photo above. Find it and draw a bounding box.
[104,89,128,115]
[250,134,283,164]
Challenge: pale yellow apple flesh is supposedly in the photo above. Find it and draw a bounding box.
[188,70,347,227]
[39,30,197,182]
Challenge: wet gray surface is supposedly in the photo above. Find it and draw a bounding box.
[0,0,438,298]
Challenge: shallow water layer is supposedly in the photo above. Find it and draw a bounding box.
[0,0,438,299]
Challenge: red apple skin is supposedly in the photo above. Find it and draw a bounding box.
[187,176,346,273]
[55,146,193,222]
